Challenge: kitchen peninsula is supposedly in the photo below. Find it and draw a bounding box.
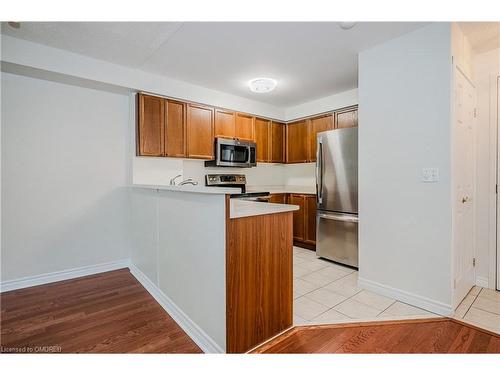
[129,185,298,353]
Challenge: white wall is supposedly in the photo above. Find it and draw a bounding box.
[358,23,454,315]
[130,187,226,352]
[1,72,132,281]
[473,48,499,288]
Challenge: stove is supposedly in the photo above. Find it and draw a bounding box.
[205,174,271,201]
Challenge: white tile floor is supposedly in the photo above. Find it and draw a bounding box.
[293,246,439,325]
[453,286,500,334]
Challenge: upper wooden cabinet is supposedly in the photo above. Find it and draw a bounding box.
[137,91,357,164]
[286,120,309,163]
[165,100,186,157]
[255,118,271,162]
[186,103,214,159]
[309,114,333,162]
[137,94,165,156]
[270,121,285,163]
[235,113,255,141]
[335,107,358,129]
[215,109,236,139]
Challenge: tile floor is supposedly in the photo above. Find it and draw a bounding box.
[293,246,439,325]
[453,286,500,334]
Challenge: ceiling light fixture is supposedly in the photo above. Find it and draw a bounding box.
[339,22,357,30]
[248,78,277,93]
[7,21,21,29]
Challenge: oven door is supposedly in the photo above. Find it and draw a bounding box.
[216,139,255,167]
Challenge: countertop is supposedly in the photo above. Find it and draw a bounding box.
[246,185,316,195]
[131,184,242,195]
[230,199,299,219]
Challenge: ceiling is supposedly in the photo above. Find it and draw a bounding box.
[459,22,500,54]
[1,22,427,107]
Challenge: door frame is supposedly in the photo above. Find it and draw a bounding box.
[452,65,478,307]
[496,75,500,290]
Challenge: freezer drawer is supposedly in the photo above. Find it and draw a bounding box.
[316,211,358,268]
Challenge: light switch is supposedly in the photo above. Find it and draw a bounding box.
[422,168,439,183]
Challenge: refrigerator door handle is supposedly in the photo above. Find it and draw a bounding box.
[316,139,323,204]
[318,212,359,223]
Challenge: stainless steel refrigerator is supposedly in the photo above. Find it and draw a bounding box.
[316,128,358,267]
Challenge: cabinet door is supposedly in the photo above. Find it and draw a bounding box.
[288,194,305,241]
[255,118,270,162]
[309,114,333,162]
[186,103,214,159]
[335,107,358,129]
[304,195,317,245]
[235,113,255,141]
[269,193,287,204]
[270,121,285,163]
[215,109,235,139]
[286,120,309,163]
[165,99,186,157]
[137,93,164,156]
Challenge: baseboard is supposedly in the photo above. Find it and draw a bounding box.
[0,259,131,293]
[358,277,454,317]
[475,276,489,288]
[129,263,224,354]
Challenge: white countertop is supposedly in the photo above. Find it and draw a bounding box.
[230,199,299,219]
[131,184,242,195]
[246,185,316,195]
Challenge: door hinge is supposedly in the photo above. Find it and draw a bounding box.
[496,184,498,194]
[473,258,476,267]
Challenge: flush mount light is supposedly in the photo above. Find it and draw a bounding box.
[339,22,357,30]
[248,78,277,93]
[7,22,21,29]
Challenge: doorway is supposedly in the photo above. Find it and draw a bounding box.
[453,66,476,307]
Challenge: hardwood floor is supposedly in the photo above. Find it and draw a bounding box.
[252,318,500,353]
[0,269,202,353]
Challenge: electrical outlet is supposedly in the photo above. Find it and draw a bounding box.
[422,168,439,183]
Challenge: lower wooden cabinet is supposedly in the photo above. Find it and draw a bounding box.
[269,193,287,204]
[304,195,317,246]
[286,193,317,249]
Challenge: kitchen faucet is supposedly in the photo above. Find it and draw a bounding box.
[178,178,198,186]
[169,174,182,186]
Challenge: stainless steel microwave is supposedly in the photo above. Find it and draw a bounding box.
[205,138,257,168]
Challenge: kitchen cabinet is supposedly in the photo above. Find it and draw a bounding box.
[269,193,287,204]
[289,194,305,241]
[186,103,214,159]
[286,120,309,163]
[137,93,164,156]
[304,195,317,245]
[335,107,358,129]
[137,91,357,164]
[255,118,270,162]
[215,109,235,139]
[270,121,285,163]
[309,114,333,162]
[235,113,255,141]
[287,193,316,249]
[165,100,186,157]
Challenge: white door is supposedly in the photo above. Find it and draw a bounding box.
[453,67,476,307]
